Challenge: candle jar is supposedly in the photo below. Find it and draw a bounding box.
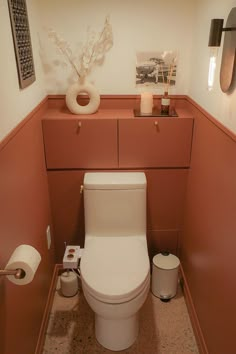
[161,91,170,115]
[140,92,153,115]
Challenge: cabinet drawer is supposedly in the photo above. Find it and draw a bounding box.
[119,118,193,168]
[42,119,118,169]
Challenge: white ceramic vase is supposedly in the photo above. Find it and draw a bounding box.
[66,79,100,115]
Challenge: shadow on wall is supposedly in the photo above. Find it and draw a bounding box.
[38,35,75,94]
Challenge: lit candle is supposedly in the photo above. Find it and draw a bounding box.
[140,92,153,114]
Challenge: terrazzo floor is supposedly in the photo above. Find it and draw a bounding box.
[42,280,199,354]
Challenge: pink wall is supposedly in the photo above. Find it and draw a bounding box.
[180,99,236,354]
[0,101,55,354]
[2,95,236,354]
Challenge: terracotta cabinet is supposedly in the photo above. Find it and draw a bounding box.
[42,113,194,260]
[42,117,193,169]
[118,118,193,168]
[42,119,118,169]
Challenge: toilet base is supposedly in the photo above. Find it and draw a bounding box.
[95,313,139,351]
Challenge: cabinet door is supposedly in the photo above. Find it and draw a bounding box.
[119,118,193,168]
[43,119,118,169]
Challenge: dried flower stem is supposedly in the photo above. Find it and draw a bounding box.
[87,22,107,68]
[47,16,113,80]
[59,46,81,78]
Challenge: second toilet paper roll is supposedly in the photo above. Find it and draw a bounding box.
[5,244,41,285]
[60,271,79,297]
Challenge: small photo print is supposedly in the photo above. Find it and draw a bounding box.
[136,51,177,88]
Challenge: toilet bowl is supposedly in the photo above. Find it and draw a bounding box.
[80,172,150,351]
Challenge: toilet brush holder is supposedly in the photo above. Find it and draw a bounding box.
[60,270,79,297]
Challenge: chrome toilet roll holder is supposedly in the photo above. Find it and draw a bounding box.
[0,268,26,279]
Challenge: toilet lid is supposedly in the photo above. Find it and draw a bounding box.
[80,237,150,303]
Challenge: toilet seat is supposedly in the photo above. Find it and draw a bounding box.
[80,236,150,304]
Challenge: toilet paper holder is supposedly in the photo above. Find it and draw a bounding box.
[0,268,26,279]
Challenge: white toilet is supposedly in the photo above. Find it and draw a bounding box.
[80,172,150,351]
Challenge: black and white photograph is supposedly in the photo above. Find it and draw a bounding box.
[136,51,177,88]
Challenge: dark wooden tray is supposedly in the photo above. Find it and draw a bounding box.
[134,108,178,117]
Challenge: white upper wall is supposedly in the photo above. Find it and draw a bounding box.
[1,0,236,140]
[0,0,46,142]
[189,0,236,133]
[38,0,196,95]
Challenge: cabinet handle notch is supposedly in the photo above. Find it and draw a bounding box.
[154,120,160,132]
[76,121,82,133]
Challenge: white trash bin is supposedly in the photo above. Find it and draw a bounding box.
[152,252,180,302]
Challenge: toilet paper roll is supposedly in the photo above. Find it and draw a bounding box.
[5,245,41,285]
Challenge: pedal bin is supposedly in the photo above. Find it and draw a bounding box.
[152,252,180,301]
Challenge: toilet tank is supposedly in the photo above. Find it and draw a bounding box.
[83,172,146,237]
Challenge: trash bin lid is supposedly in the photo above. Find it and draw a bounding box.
[153,252,180,270]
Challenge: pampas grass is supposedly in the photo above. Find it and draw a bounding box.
[47,16,113,80]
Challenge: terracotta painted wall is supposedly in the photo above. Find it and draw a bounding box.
[0,102,55,354]
[180,100,236,354]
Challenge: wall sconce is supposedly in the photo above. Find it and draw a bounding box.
[208,8,236,92]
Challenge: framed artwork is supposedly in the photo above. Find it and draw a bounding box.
[8,0,36,89]
[136,51,177,89]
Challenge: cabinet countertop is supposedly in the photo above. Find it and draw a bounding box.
[42,107,193,120]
